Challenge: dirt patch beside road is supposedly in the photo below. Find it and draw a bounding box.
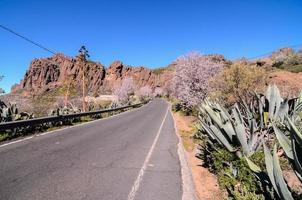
[173,112,223,200]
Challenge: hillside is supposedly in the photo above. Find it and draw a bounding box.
[11,53,173,96]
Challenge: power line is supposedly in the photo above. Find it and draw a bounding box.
[0,24,56,55]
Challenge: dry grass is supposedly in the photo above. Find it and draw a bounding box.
[173,111,197,152]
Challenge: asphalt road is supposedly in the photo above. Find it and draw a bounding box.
[0,99,182,200]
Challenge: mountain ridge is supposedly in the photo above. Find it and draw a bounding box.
[11,53,173,97]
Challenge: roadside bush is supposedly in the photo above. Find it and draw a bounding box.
[197,139,270,200]
[271,48,302,73]
[210,62,267,105]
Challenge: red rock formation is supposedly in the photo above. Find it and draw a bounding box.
[11,54,173,96]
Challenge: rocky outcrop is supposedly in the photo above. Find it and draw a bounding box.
[12,54,106,96]
[11,54,173,96]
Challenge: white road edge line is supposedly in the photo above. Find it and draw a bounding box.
[0,102,151,149]
[127,106,169,200]
[0,136,34,148]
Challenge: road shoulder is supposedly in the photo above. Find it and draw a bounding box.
[170,106,198,200]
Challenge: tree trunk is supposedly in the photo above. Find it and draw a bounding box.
[82,65,85,112]
[64,83,70,107]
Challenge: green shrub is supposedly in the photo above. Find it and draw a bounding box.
[286,64,302,73]
[152,67,166,75]
[203,146,269,200]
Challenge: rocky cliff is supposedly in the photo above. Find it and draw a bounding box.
[12,54,173,96]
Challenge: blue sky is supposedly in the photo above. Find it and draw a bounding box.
[1,0,302,92]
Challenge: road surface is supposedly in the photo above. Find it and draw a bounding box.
[0,99,182,200]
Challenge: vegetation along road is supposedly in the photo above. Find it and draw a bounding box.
[0,99,182,200]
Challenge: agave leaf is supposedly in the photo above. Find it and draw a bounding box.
[263,142,279,195]
[272,145,294,200]
[13,113,21,121]
[293,91,302,111]
[219,104,233,119]
[273,85,282,119]
[245,156,261,173]
[258,96,264,129]
[233,105,250,156]
[203,104,223,128]
[295,102,302,112]
[203,103,236,140]
[200,121,219,142]
[239,97,253,128]
[249,132,264,154]
[286,116,302,146]
[254,94,266,129]
[266,85,274,119]
[266,85,282,119]
[216,104,237,139]
[297,91,302,105]
[273,125,293,160]
[221,122,237,141]
[292,139,302,182]
[277,100,289,122]
[295,170,302,182]
[217,103,232,123]
[209,125,236,152]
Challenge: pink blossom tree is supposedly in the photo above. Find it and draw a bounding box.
[153,87,164,97]
[172,52,225,108]
[113,77,134,104]
[137,85,152,101]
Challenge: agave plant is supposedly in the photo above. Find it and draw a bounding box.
[199,85,302,156]
[199,85,302,199]
[274,116,302,182]
[0,101,35,138]
[246,143,295,200]
[245,116,302,199]
[48,106,81,126]
[0,101,34,122]
[49,106,80,116]
[199,100,265,156]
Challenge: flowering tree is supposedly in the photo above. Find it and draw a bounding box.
[137,85,152,101]
[172,52,225,108]
[113,77,134,104]
[153,87,164,97]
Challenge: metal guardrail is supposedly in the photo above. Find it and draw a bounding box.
[0,103,143,132]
